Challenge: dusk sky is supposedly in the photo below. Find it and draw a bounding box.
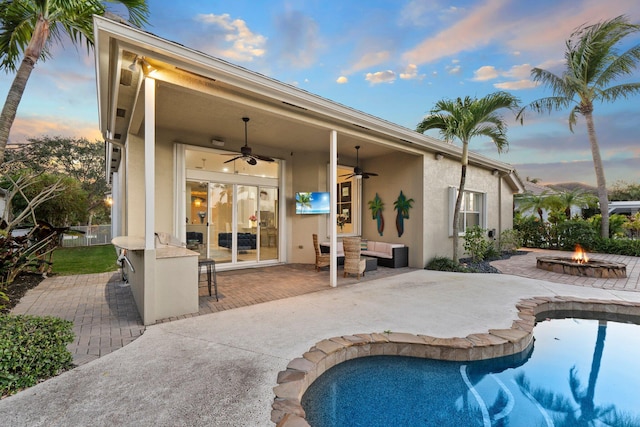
[1,0,639,187]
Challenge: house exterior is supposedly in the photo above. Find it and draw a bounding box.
[94,16,524,324]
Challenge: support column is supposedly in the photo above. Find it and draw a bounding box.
[143,77,156,323]
[329,130,338,287]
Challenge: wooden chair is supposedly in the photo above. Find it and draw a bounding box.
[313,234,330,271]
[343,237,366,279]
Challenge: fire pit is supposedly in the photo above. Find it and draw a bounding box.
[536,245,627,279]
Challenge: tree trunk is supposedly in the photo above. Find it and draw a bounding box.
[452,142,469,263]
[0,15,50,164]
[584,111,609,238]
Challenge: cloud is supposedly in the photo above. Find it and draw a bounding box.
[472,65,499,81]
[402,0,640,68]
[8,115,102,145]
[446,64,461,75]
[503,64,533,80]
[494,79,539,90]
[513,157,640,186]
[336,76,348,84]
[402,0,513,65]
[343,50,391,75]
[398,1,464,27]
[270,10,322,68]
[365,70,396,84]
[471,63,538,88]
[194,13,266,62]
[399,64,424,80]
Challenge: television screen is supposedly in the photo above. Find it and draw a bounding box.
[295,192,330,214]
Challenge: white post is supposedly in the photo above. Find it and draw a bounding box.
[143,76,156,324]
[144,77,156,250]
[329,130,338,287]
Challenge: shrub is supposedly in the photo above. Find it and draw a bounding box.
[463,226,490,262]
[555,220,598,251]
[425,256,469,272]
[588,214,630,238]
[592,238,640,257]
[0,314,74,397]
[484,243,501,260]
[514,215,548,248]
[499,229,522,254]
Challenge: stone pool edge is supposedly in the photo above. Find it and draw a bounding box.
[271,296,640,426]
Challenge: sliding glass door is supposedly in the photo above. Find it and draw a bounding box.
[183,147,280,267]
[186,180,278,266]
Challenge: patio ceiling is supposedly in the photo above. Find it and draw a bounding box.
[95,15,523,191]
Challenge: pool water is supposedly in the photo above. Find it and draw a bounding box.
[301,318,640,427]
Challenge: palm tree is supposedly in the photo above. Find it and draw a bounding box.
[295,192,312,213]
[517,191,553,221]
[547,188,598,219]
[517,15,640,239]
[417,91,520,262]
[0,0,150,164]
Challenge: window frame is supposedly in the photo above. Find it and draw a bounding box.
[448,187,487,236]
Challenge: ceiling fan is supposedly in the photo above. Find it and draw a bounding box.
[340,145,378,179]
[224,117,275,165]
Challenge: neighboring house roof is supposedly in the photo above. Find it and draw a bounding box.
[93,16,525,193]
[521,181,556,196]
[609,201,640,215]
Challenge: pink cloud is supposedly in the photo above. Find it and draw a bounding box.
[402,0,513,65]
[8,116,102,144]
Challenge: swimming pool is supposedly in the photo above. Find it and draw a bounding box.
[301,318,640,426]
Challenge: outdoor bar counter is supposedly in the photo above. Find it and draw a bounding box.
[112,236,199,325]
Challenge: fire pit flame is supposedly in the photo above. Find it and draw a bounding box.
[572,244,589,264]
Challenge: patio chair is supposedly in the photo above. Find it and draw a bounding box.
[343,237,366,279]
[313,234,330,271]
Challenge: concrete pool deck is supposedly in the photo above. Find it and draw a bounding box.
[2,255,640,426]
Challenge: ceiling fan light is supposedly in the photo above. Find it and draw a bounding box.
[355,173,363,179]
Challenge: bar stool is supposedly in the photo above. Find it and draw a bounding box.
[198,258,218,301]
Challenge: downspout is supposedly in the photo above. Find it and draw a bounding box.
[498,173,502,244]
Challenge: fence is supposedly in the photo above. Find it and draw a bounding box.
[61,225,113,247]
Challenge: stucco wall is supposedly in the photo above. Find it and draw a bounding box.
[154,137,175,234]
[362,151,424,268]
[422,154,515,263]
[124,134,176,239]
[125,134,146,237]
[288,151,330,264]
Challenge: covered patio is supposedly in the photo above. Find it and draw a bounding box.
[94,15,522,325]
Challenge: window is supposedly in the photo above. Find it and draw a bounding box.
[449,188,486,235]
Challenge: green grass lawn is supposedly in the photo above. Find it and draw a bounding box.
[51,245,119,275]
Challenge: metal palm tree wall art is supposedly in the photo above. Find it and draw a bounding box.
[368,193,384,236]
[394,191,414,237]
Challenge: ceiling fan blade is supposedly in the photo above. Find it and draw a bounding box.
[224,156,242,164]
[363,172,378,177]
[254,154,275,162]
[246,157,258,165]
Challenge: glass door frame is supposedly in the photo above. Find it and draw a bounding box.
[177,144,284,269]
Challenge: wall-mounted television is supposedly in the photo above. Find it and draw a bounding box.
[295,192,330,214]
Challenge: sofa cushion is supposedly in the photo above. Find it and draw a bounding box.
[374,241,391,255]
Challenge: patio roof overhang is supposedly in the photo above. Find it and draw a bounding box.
[93,16,524,192]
